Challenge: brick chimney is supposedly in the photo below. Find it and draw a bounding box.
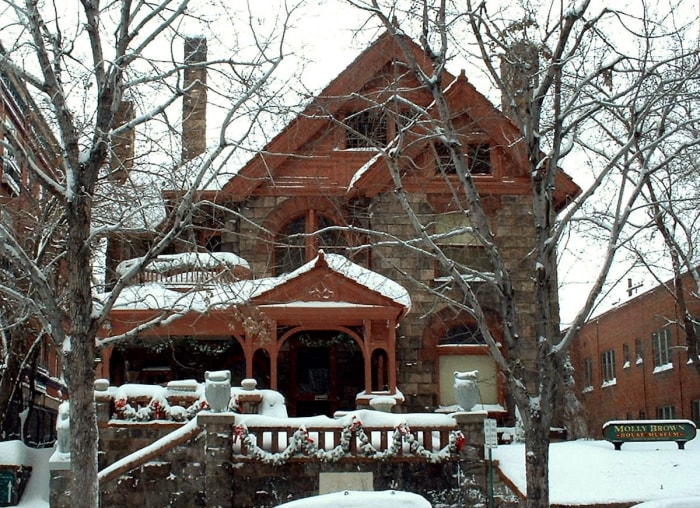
[182,36,207,163]
[109,100,135,183]
[500,40,539,130]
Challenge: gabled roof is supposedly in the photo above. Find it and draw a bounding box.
[107,252,409,311]
[217,29,579,209]
[251,251,411,314]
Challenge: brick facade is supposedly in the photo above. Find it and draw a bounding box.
[570,269,700,435]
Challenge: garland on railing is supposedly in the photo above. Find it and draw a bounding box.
[232,417,465,465]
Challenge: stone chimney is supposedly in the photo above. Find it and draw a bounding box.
[500,40,539,130]
[109,100,135,183]
[182,36,207,163]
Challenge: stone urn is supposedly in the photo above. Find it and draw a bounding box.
[204,370,231,412]
[453,370,480,411]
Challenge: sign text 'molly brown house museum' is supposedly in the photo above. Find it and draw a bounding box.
[602,420,697,450]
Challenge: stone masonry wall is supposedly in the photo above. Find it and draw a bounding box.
[368,192,539,413]
[50,412,494,508]
[225,190,541,415]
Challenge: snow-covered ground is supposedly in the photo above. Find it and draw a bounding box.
[3,435,700,507]
[493,438,700,506]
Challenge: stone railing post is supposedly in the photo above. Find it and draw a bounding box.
[197,412,236,508]
[451,410,487,460]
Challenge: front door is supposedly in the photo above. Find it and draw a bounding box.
[281,331,363,417]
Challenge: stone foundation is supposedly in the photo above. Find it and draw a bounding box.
[49,411,494,508]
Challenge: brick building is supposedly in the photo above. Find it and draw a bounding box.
[0,53,64,444]
[570,269,700,435]
[100,31,578,422]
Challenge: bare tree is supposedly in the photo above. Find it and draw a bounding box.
[0,1,297,506]
[342,1,700,506]
[628,51,700,368]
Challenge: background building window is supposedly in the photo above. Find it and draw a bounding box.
[657,405,676,419]
[692,400,700,426]
[635,338,643,365]
[583,358,593,389]
[623,343,630,368]
[601,349,616,384]
[652,327,672,368]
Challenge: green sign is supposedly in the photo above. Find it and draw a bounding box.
[0,469,17,506]
[602,420,696,450]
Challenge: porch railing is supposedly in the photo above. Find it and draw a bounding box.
[232,420,462,463]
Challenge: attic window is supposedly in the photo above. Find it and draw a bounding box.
[466,143,491,174]
[345,110,387,148]
[434,142,491,175]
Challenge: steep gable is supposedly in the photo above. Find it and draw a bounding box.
[251,252,410,315]
[219,31,439,202]
[216,29,579,209]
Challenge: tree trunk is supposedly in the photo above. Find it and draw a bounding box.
[64,191,99,508]
[524,416,551,508]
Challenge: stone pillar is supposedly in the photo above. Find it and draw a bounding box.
[198,412,236,508]
[451,410,487,461]
[49,468,73,508]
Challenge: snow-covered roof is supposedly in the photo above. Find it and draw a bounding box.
[106,253,411,312]
[116,251,250,276]
[272,252,412,310]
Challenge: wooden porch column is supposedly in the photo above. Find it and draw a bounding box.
[363,320,373,394]
[387,320,398,394]
[97,346,113,380]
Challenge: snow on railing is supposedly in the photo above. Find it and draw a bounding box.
[232,415,464,464]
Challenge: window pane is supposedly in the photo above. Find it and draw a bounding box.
[345,110,387,148]
[466,143,491,174]
[440,324,485,346]
[274,216,306,275]
[317,215,347,255]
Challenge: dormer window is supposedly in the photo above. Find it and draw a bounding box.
[434,141,491,175]
[345,110,387,148]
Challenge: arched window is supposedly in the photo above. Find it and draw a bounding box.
[273,210,347,275]
[440,323,485,346]
[431,317,501,408]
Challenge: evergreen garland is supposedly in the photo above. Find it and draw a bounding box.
[232,417,464,465]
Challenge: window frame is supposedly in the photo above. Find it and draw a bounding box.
[652,327,672,368]
[657,405,676,420]
[583,357,593,389]
[601,349,616,384]
[344,109,388,148]
[273,210,348,276]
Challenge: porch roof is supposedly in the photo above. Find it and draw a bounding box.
[100,252,411,337]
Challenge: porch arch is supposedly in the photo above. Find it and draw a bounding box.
[274,326,366,416]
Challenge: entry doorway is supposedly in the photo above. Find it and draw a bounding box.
[279,331,364,417]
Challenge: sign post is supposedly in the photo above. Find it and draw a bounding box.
[484,418,498,508]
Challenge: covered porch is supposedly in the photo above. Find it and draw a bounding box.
[98,252,410,416]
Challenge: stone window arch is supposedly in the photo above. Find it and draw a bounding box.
[424,309,503,408]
